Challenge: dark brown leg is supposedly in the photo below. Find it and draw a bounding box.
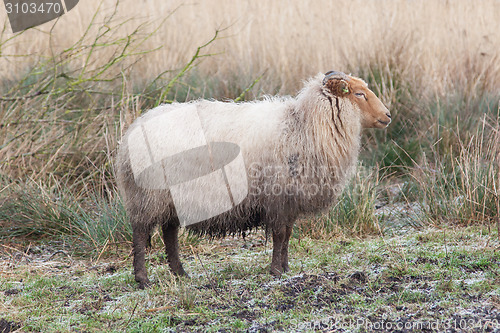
[270,226,286,276]
[132,223,151,289]
[161,221,188,277]
[281,224,293,273]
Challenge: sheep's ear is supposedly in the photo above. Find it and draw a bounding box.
[324,78,350,97]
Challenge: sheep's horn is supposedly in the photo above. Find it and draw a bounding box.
[323,71,348,85]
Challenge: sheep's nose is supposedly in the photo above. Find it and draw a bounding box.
[386,113,391,118]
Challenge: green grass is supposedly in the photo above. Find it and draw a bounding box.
[1,226,498,332]
[0,177,130,255]
[0,1,499,331]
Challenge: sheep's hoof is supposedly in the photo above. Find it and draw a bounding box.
[174,270,189,278]
[170,265,189,278]
[138,280,152,289]
[270,266,283,277]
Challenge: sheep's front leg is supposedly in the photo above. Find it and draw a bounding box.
[271,226,286,276]
[281,224,293,273]
[132,223,151,289]
[161,222,188,277]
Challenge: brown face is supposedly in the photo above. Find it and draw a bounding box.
[323,72,391,129]
[346,76,391,128]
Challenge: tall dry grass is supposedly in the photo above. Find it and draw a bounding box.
[0,0,499,246]
[1,0,499,95]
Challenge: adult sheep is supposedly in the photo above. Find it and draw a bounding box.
[116,71,391,288]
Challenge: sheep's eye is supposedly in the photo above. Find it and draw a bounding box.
[355,92,365,98]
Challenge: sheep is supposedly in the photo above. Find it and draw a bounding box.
[116,70,391,288]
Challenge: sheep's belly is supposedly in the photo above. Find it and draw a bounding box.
[186,204,265,238]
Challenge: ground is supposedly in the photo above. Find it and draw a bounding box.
[0,226,499,332]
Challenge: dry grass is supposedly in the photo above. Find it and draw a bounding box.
[0,0,498,244]
[0,0,499,95]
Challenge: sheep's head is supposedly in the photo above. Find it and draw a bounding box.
[323,71,391,129]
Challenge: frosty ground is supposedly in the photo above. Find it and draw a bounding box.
[1,221,499,332]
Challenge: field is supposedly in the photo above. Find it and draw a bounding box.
[1,227,498,332]
[0,0,499,332]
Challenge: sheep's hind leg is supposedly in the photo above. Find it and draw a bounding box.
[270,226,286,276]
[132,222,152,289]
[281,224,293,273]
[161,219,188,277]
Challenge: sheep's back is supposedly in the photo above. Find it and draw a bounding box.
[116,99,290,230]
